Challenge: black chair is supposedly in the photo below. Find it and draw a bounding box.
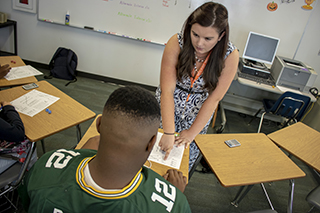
[306,185,320,213]
[248,91,311,133]
[0,141,36,212]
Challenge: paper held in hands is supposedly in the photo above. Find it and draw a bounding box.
[147,132,184,170]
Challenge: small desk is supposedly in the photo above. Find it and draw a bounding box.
[76,115,190,182]
[268,122,320,173]
[0,20,17,55]
[0,80,96,143]
[194,133,305,212]
[0,56,38,88]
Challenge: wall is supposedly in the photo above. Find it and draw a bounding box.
[294,1,320,90]
[1,0,319,88]
[1,0,320,129]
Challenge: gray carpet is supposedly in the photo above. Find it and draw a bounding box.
[2,67,320,213]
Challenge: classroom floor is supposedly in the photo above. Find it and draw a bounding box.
[2,67,320,213]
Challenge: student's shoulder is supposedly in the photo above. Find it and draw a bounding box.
[36,149,97,165]
[141,167,191,212]
[141,167,188,198]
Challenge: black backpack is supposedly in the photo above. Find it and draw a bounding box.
[45,47,78,86]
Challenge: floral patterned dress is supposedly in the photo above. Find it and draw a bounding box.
[155,33,236,170]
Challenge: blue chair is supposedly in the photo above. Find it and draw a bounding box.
[248,91,311,133]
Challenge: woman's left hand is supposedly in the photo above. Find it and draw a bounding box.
[174,130,195,149]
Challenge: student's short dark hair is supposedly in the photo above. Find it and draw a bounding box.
[104,86,160,123]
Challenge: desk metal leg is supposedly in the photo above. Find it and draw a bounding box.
[76,124,82,142]
[261,183,274,210]
[41,139,46,154]
[231,185,254,207]
[189,152,203,180]
[288,179,295,213]
[216,103,226,133]
[231,186,245,207]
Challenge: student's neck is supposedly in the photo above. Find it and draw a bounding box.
[88,154,141,189]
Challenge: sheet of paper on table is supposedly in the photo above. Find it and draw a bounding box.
[147,132,184,170]
[10,90,60,117]
[4,65,43,81]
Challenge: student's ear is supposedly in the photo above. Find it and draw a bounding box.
[96,116,102,134]
[146,134,157,152]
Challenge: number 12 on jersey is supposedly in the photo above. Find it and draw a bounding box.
[151,178,176,212]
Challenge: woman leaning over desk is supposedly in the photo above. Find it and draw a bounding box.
[156,2,239,170]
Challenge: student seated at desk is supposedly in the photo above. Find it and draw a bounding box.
[0,101,25,142]
[0,64,11,78]
[19,86,191,213]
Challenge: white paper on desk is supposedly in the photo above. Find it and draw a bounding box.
[277,86,303,94]
[10,90,60,117]
[147,132,184,170]
[4,65,43,81]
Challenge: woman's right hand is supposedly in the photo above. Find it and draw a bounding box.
[159,134,175,160]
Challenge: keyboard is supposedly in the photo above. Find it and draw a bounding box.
[238,72,275,87]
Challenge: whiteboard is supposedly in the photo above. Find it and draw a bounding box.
[38,0,314,57]
[38,0,208,45]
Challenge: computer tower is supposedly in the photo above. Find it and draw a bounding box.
[238,57,270,79]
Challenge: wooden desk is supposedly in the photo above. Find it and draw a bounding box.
[268,122,320,173]
[0,56,38,88]
[0,80,96,142]
[195,133,305,213]
[76,115,189,182]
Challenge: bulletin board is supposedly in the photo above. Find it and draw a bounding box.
[38,0,315,56]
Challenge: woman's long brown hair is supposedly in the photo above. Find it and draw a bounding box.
[176,2,229,93]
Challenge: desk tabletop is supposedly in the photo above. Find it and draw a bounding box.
[237,74,316,102]
[0,56,38,87]
[76,115,189,182]
[195,133,305,187]
[268,122,320,173]
[0,80,96,141]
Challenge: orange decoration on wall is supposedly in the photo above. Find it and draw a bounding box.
[302,0,314,10]
[267,1,278,11]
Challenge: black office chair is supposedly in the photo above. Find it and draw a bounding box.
[306,185,320,213]
[0,141,36,212]
[248,91,311,133]
[305,168,320,213]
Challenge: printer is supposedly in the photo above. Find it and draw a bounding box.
[270,56,317,92]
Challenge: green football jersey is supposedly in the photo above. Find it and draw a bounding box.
[19,149,191,213]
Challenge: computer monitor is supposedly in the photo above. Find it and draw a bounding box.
[242,31,280,65]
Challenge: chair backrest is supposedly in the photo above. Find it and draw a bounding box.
[0,142,36,196]
[270,91,311,121]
